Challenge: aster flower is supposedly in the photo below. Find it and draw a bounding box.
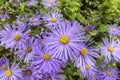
[43,0,59,8]
[27,0,38,7]
[15,37,39,63]
[100,67,119,80]
[22,65,42,80]
[100,38,120,62]
[9,0,22,7]
[29,14,41,26]
[74,40,99,76]
[81,63,99,80]
[108,24,120,37]
[42,11,63,28]
[0,58,23,80]
[0,23,30,50]
[86,25,95,31]
[44,21,84,61]
[32,47,63,74]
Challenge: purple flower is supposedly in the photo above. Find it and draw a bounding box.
[86,25,95,30]
[0,58,23,80]
[15,37,39,63]
[100,38,120,62]
[32,47,63,74]
[29,14,41,26]
[108,24,120,36]
[100,67,119,80]
[44,21,84,61]
[22,65,42,80]
[42,11,63,28]
[0,24,30,50]
[9,0,22,7]
[74,40,99,76]
[80,63,99,80]
[27,0,38,7]
[43,0,59,8]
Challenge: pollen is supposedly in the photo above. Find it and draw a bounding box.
[108,46,114,52]
[5,70,12,77]
[107,71,112,76]
[85,64,90,70]
[49,0,53,5]
[81,48,88,56]
[59,35,69,44]
[13,33,21,41]
[51,18,56,22]
[25,70,32,76]
[33,19,38,23]
[25,47,32,53]
[44,53,51,60]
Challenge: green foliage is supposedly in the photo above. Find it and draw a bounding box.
[59,0,120,32]
[62,61,84,80]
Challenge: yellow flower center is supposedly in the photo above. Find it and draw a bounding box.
[34,19,38,23]
[107,71,112,76]
[25,47,32,53]
[59,36,69,44]
[81,48,88,56]
[49,0,53,4]
[51,18,56,22]
[85,64,90,70]
[108,46,114,52]
[5,70,12,77]
[113,28,116,32]
[25,70,32,76]
[44,53,51,60]
[13,33,21,41]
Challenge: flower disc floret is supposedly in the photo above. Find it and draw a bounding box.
[108,46,114,52]
[59,36,69,44]
[106,71,112,76]
[5,70,12,77]
[51,18,56,22]
[25,46,32,53]
[25,70,32,76]
[44,53,51,60]
[81,48,88,56]
[13,33,21,41]
[85,64,90,70]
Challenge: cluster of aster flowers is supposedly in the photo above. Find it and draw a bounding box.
[0,0,120,80]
